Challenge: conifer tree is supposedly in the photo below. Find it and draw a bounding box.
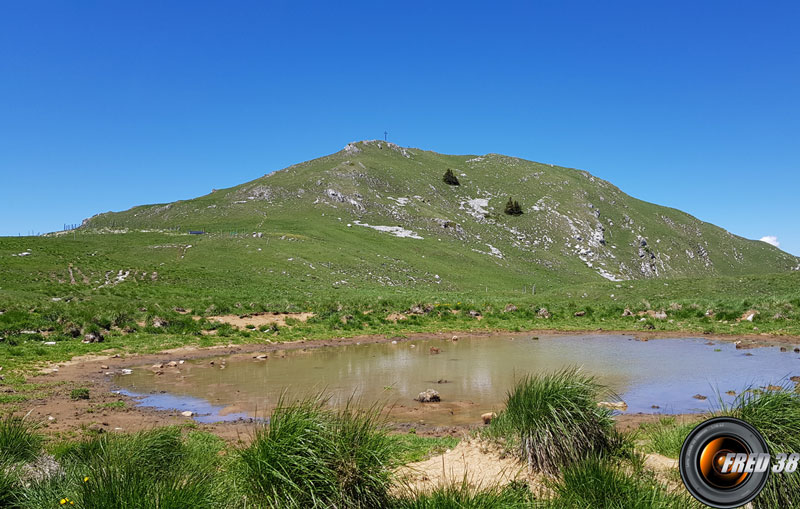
[443,169,460,186]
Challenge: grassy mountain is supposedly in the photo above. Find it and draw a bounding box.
[2,141,800,375]
[81,140,797,286]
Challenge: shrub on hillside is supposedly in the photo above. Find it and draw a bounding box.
[442,169,460,186]
[504,198,523,216]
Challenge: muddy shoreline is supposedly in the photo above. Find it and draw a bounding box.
[19,328,798,441]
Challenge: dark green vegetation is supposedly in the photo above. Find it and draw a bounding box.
[504,198,523,216]
[442,168,460,186]
[238,396,400,508]
[486,368,617,475]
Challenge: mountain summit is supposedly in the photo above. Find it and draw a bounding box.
[83,140,797,285]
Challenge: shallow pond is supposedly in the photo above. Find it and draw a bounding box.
[114,334,800,425]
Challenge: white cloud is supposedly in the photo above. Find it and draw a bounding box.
[759,236,780,248]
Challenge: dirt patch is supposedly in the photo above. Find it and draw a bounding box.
[395,438,531,493]
[387,313,407,322]
[207,312,314,328]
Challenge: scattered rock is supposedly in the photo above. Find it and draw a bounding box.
[451,335,459,342]
[181,411,194,417]
[597,401,628,411]
[254,354,268,360]
[481,412,497,425]
[100,365,109,370]
[151,363,164,369]
[726,390,736,396]
[622,308,634,317]
[87,423,105,433]
[19,454,63,484]
[705,309,715,317]
[167,361,178,367]
[692,394,707,400]
[669,302,683,311]
[794,348,800,353]
[651,405,660,409]
[429,347,440,355]
[653,310,667,320]
[416,389,441,403]
[503,304,518,313]
[82,332,103,343]
[468,310,482,318]
[152,317,168,328]
[574,311,586,317]
[740,310,758,322]
[537,308,551,319]
[781,347,788,352]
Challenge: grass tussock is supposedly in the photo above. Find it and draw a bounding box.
[716,385,800,508]
[486,368,617,475]
[544,457,697,508]
[0,414,42,464]
[637,417,697,458]
[238,395,401,508]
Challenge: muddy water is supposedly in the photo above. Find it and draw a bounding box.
[114,334,800,425]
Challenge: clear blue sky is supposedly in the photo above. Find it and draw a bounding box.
[1,1,798,255]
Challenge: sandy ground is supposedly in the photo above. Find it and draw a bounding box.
[9,328,798,441]
[394,438,532,493]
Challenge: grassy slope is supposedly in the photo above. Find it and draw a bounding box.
[0,141,799,381]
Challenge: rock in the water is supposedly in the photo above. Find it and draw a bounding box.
[597,401,628,411]
[481,412,497,425]
[693,394,707,400]
[429,347,440,355]
[416,389,441,403]
[181,410,194,417]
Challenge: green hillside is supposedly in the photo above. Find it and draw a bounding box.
[1,141,799,376]
[82,140,798,284]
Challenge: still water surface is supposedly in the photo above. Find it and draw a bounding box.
[114,334,799,424]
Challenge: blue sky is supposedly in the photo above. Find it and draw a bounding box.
[1,1,798,254]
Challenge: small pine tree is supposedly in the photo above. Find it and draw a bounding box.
[443,169,460,186]
[504,197,523,216]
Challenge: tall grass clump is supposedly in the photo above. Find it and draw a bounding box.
[487,368,616,475]
[239,395,401,508]
[717,385,800,508]
[544,457,697,508]
[16,427,224,509]
[0,414,42,464]
[638,417,698,458]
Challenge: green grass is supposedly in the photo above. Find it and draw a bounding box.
[391,480,534,508]
[393,434,460,464]
[0,414,43,464]
[486,368,617,475]
[69,388,89,401]
[716,385,800,509]
[238,395,401,508]
[544,457,697,508]
[637,417,698,458]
